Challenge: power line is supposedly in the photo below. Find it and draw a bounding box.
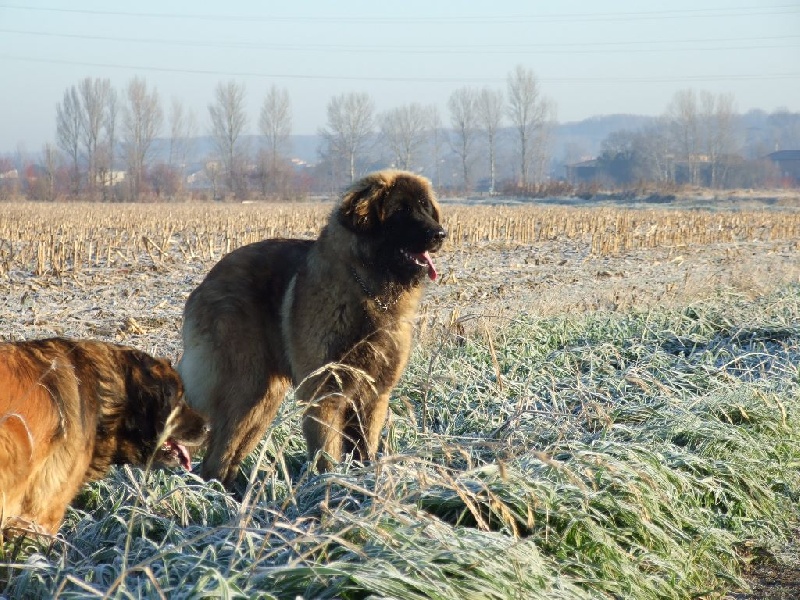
[0,3,797,24]
[0,55,500,82]
[1,53,797,85]
[2,28,798,55]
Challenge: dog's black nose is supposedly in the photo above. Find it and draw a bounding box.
[431,228,447,242]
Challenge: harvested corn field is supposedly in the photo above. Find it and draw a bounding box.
[1,202,800,276]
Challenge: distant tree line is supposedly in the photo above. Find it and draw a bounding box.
[1,67,799,202]
[589,90,800,190]
[2,64,562,202]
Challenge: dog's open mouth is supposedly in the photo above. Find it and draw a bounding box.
[161,438,192,470]
[402,249,438,281]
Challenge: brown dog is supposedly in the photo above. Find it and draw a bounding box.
[179,170,445,488]
[0,338,207,536]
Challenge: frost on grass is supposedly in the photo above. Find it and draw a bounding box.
[3,286,800,599]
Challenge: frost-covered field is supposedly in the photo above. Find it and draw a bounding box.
[2,201,800,598]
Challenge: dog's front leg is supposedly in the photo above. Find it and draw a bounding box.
[302,391,349,472]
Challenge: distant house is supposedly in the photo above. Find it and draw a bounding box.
[565,159,598,184]
[673,154,745,187]
[767,150,800,184]
[186,169,210,188]
[96,170,126,186]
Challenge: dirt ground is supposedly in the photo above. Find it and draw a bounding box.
[735,562,800,600]
[1,236,800,598]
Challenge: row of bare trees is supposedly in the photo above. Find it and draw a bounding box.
[53,77,294,201]
[667,89,737,188]
[447,66,555,193]
[204,81,294,200]
[46,64,558,200]
[56,77,161,201]
[38,73,799,202]
[318,65,556,192]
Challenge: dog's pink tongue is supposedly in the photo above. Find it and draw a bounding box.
[420,251,438,281]
[177,444,191,470]
[166,439,192,470]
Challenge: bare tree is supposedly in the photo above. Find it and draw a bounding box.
[166,99,198,197]
[532,99,556,183]
[28,143,61,201]
[597,129,637,184]
[448,87,479,191]
[259,84,292,164]
[170,99,198,167]
[56,86,82,196]
[122,77,163,201]
[44,143,61,201]
[635,119,673,184]
[598,120,676,187]
[506,65,549,186]
[379,103,429,171]
[168,98,186,167]
[259,84,292,196]
[477,87,504,193]
[666,89,701,185]
[666,89,739,187]
[98,88,119,200]
[209,80,248,197]
[427,106,444,188]
[77,77,113,197]
[320,92,375,184]
[206,161,223,202]
[700,91,738,187]
[165,99,186,199]
[766,108,800,151]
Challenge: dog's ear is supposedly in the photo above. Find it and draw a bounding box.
[146,357,183,411]
[123,351,182,429]
[338,172,394,233]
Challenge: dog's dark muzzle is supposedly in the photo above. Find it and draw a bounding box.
[426,227,447,251]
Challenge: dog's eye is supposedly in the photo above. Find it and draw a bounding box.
[387,204,410,218]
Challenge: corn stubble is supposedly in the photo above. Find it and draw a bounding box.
[1,202,799,275]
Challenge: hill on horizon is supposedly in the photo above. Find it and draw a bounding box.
[142,113,659,168]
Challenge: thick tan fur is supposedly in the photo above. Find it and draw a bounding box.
[0,338,207,536]
[179,170,445,488]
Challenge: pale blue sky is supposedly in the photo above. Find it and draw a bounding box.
[1,1,798,153]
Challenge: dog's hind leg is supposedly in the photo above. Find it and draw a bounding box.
[200,378,289,490]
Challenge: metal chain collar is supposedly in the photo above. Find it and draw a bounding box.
[350,267,398,312]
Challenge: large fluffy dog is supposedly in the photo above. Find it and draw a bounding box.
[179,170,446,488]
[0,338,207,535]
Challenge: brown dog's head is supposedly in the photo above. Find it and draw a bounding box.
[116,350,208,470]
[338,170,446,285]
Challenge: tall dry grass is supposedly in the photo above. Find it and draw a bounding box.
[2,202,800,275]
